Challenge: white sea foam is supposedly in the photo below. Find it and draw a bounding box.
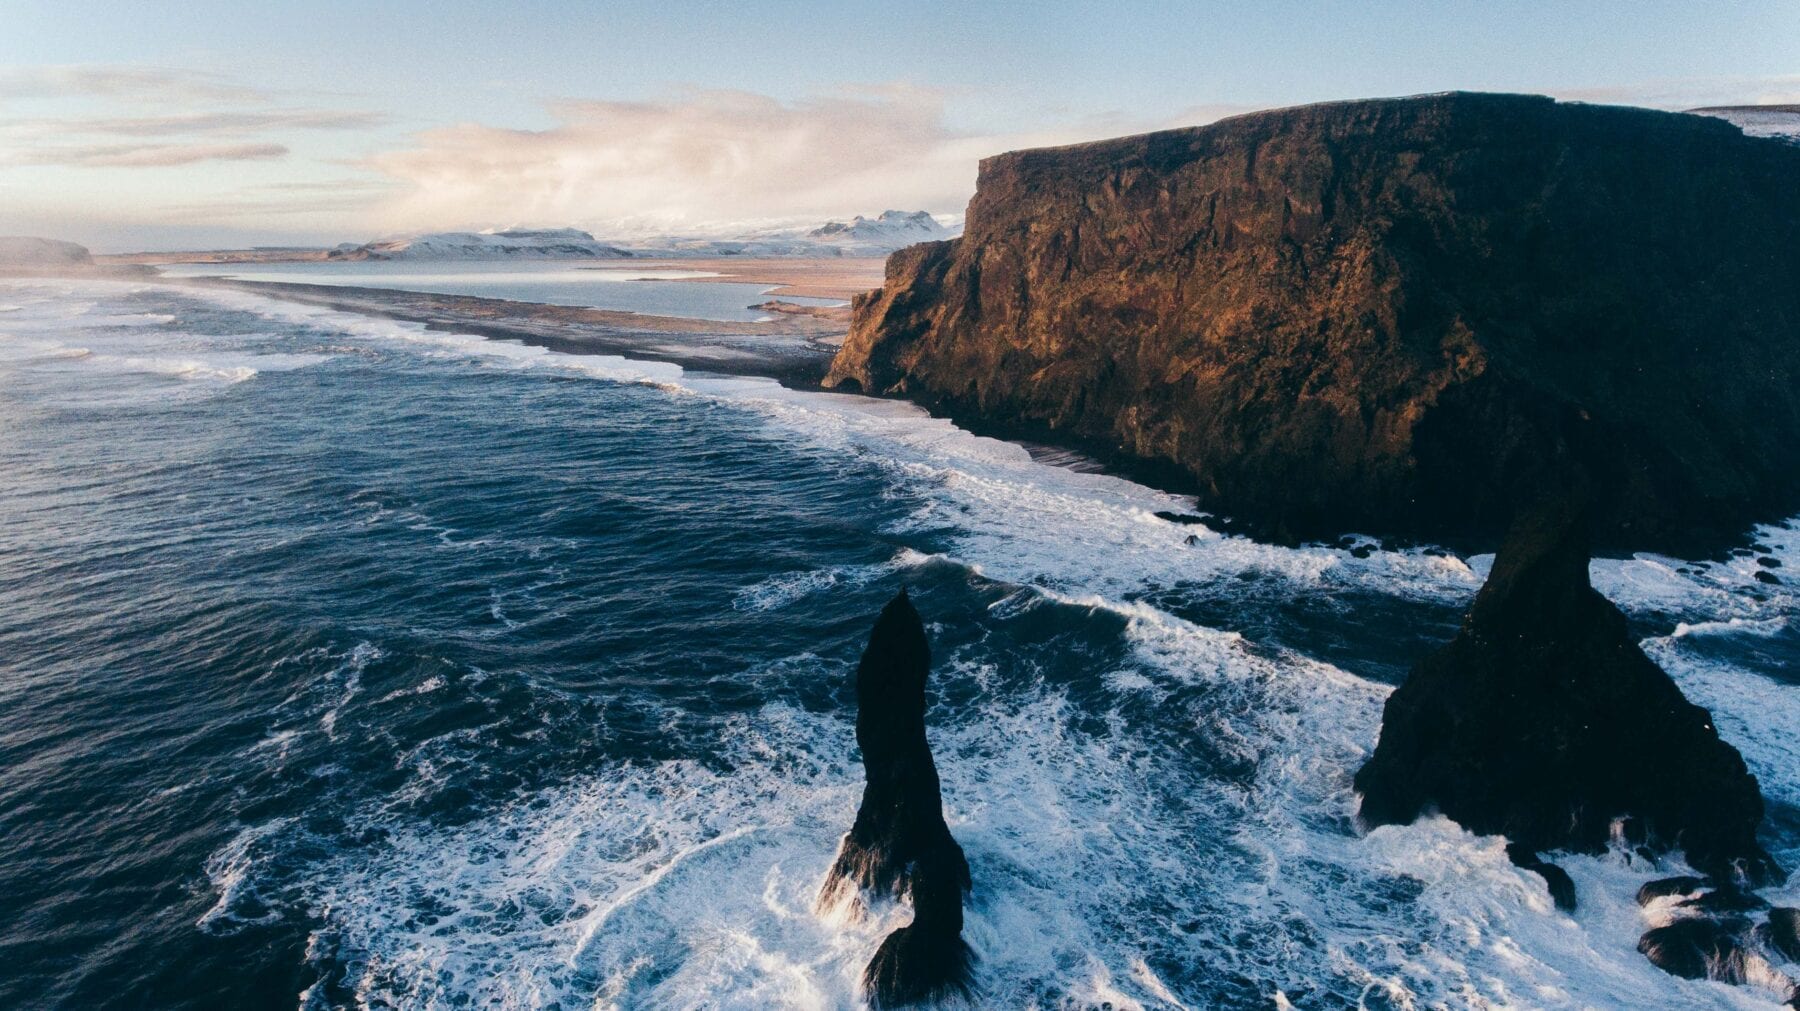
[276,609,1796,1008]
[134,278,1800,1007]
[0,278,331,395]
[198,816,298,935]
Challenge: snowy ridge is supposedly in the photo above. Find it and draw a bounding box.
[328,213,961,262]
[329,228,633,261]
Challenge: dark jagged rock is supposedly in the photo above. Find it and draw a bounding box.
[825,92,1800,555]
[1681,888,1770,915]
[1638,876,1708,906]
[1355,502,1779,885]
[1764,908,1800,963]
[1506,844,1576,911]
[1639,917,1753,984]
[819,590,974,1007]
[860,846,975,1008]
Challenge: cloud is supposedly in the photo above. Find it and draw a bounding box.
[0,65,383,176]
[1,109,390,138]
[9,142,289,168]
[0,64,269,105]
[364,85,1173,235]
[155,179,398,219]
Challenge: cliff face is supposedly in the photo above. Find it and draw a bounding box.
[0,236,93,268]
[825,93,1800,553]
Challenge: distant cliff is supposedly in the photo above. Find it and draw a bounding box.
[825,93,1800,553]
[0,236,93,268]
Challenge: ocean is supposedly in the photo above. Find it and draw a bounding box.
[1,276,1797,1009]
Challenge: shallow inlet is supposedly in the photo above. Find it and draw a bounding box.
[154,260,845,323]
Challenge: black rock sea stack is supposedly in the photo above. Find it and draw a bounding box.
[1354,500,1779,885]
[818,590,975,1007]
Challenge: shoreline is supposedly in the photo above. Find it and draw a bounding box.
[90,252,888,302]
[7,264,1788,564]
[575,256,885,300]
[161,275,850,387]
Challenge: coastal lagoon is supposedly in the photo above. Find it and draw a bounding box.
[155,260,845,323]
[3,277,1799,1008]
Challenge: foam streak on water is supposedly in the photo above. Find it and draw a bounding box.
[1,277,1795,1010]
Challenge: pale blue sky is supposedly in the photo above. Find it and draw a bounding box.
[3,1,1796,250]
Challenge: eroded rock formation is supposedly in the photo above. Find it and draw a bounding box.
[1354,501,1779,886]
[825,93,1800,554]
[1634,876,1800,1002]
[819,589,974,1007]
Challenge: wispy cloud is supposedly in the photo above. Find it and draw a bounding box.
[0,64,269,105]
[155,179,398,219]
[8,142,289,168]
[364,85,1237,234]
[0,63,385,181]
[1,109,390,138]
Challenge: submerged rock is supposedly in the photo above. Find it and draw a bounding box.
[1680,888,1770,915]
[1506,844,1576,911]
[1355,501,1779,885]
[1637,876,1708,906]
[819,590,974,1007]
[1638,917,1753,984]
[1764,907,1800,963]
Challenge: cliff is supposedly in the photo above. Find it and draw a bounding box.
[0,236,93,268]
[824,93,1800,553]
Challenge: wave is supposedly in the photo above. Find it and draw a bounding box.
[113,277,1800,1007]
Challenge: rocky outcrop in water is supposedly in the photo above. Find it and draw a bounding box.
[1634,876,1800,1001]
[1354,501,1779,886]
[824,92,1800,555]
[819,590,974,1007]
[1506,844,1576,911]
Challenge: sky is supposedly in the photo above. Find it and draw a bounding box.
[1,1,1796,252]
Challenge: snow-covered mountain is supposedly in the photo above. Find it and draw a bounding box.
[329,228,633,260]
[807,210,951,247]
[326,213,960,261]
[621,211,957,258]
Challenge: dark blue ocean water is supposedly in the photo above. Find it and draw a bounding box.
[1,278,1796,1009]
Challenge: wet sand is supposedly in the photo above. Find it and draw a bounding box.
[586,257,886,300]
[96,251,889,301]
[25,257,883,385]
[168,275,850,386]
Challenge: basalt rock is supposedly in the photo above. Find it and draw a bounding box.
[1764,908,1800,964]
[819,590,974,1007]
[1355,501,1779,885]
[824,92,1800,555]
[1638,876,1709,906]
[860,845,975,1007]
[1506,844,1576,911]
[1639,917,1754,984]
